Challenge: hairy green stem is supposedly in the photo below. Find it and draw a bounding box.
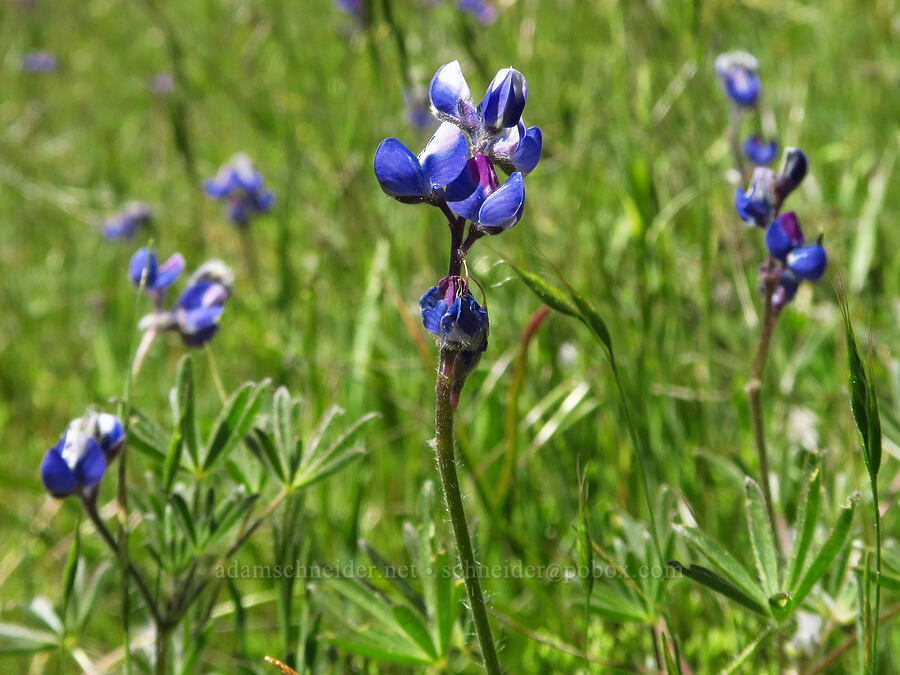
[747,262,780,553]
[434,349,502,675]
[871,480,881,671]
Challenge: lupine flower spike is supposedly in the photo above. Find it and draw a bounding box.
[103,201,151,241]
[41,412,125,499]
[204,154,274,227]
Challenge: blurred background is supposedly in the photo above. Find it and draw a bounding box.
[1,0,899,671]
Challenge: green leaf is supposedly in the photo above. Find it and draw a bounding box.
[392,605,437,661]
[0,623,58,654]
[792,492,860,607]
[359,540,425,616]
[744,478,779,597]
[588,589,653,623]
[246,428,285,482]
[294,447,367,490]
[841,300,881,477]
[434,549,455,656]
[163,413,185,494]
[62,521,80,618]
[169,493,197,549]
[203,379,270,471]
[123,404,168,462]
[506,261,579,318]
[564,282,614,357]
[273,386,295,468]
[673,525,769,613]
[668,562,769,617]
[788,452,822,589]
[174,355,200,467]
[322,635,433,666]
[720,626,775,675]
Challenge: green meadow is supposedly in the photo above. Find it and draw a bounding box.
[1,0,899,672]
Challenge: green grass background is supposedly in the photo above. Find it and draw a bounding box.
[1,0,899,671]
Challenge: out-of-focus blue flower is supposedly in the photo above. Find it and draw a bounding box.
[40,412,125,499]
[103,202,151,241]
[172,281,229,346]
[771,271,801,315]
[445,154,524,233]
[715,51,760,107]
[150,72,174,95]
[744,135,777,165]
[775,146,808,199]
[457,0,496,24]
[186,259,235,298]
[204,154,274,226]
[374,122,469,204]
[420,275,488,352]
[403,88,433,131]
[129,247,185,305]
[787,242,827,281]
[735,167,776,227]
[335,0,364,18]
[765,212,805,261]
[481,67,527,131]
[21,51,57,73]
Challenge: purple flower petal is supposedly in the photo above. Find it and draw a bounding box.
[446,155,498,220]
[481,67,527,130]
[787,244,827,281]
[509,125,542,174]
[129,247,158,288]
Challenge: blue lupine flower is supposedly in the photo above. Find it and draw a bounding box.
[420,276,488,352]
[744,135,777,165]
[787,242,827,281]
[445,154,525,233]
[204,154,274,226]
[715,51,760,107]
[775,146,808,199]
[335,0,364,18]
[374,122,469,204]
[735,167,776,227]
[481,67,527,131]
[129,247,185,305]
[103,201,151,241]
[21,51,57,73]
[765,212,805,261]
[173,281,229,346]
[457,0,496,24]
[771,271,801,315]
[487,122,543,176]
[40,412,125,499]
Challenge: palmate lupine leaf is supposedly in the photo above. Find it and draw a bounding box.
[203,378,271,471]
[173,355,200,467]
[667,562,768,617]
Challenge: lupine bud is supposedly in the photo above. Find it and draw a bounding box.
[481,67,527,131]
[429,61,480,131]
[743,135,777,165]
[420,276,489,353]
[775,147,808,199]
[715,51,760,107]
[735,167,776,227]
[787,241,827,281]
[765,212,805,261]
[488,122,543,176]
[771,271,801,315]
